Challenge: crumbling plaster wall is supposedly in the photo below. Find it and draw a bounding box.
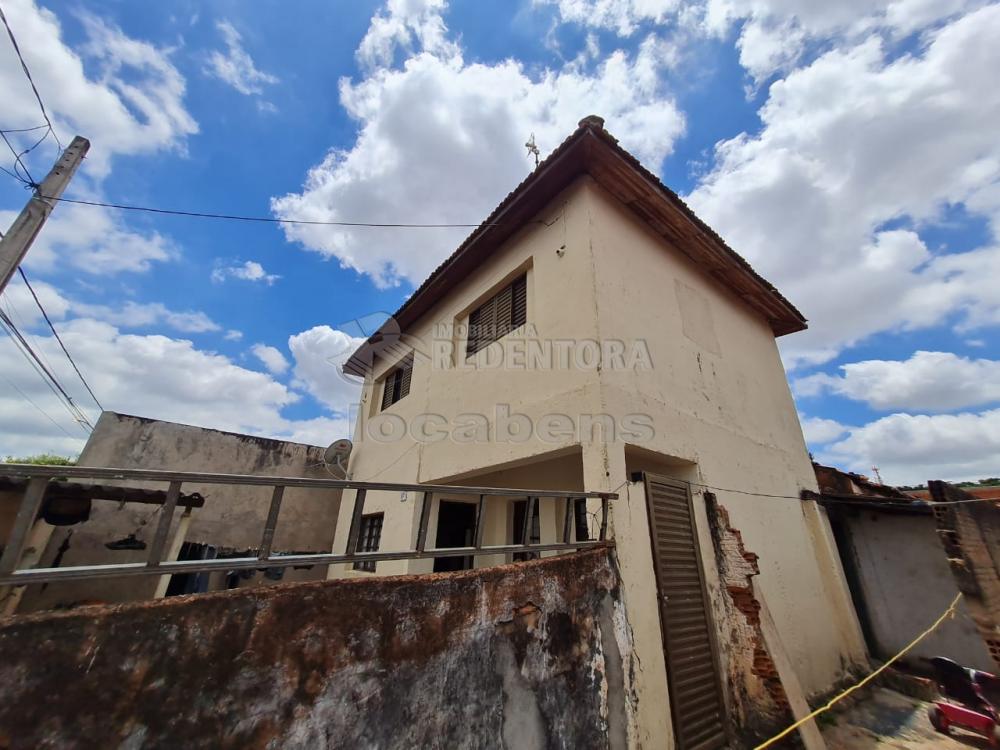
[19,413,342,611]
[931,481,1000,670]
[0,546,636,750]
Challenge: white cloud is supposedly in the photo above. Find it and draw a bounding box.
[0,317,352,458]
[799,416,849,445]
[211,260,281,285]
[0,203,175,276]
[205,20,279,97]
[0,0,197,178]
[288,326,367,413]
[687,7,1000,368]
[357,0,457,70]
[535,0,682,36]
[1,275,218,334]
[796,351,1000,412]
[821,409,1000,485]
[73,301,220,333]
[224,329,244,341]
[251,343,290,375]
[272,0,685,288]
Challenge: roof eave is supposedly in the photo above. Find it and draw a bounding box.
[345,120,806,376]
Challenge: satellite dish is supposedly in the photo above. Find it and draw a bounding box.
[323,439,353,477]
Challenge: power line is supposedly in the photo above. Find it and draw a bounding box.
[0,123,47,134]
[42,195,509,228]
[17,267,104,411]
[0,2,63,150]
[0,371,78,439]
[0,309,93,431]
[0,129,34,185]
[0,318,91,435]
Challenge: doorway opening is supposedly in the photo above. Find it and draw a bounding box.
[512,499,540,561]
[433,500,477,572]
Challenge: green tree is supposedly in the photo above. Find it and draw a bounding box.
[3,453,77,466]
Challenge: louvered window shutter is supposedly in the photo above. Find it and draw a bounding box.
[465,274,528,357]
[511,275,527,329]
[381,371,396,410]
[495,284,513,339]
[399,355,413,398]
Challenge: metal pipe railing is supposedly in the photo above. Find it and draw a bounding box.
[0,464,616,588]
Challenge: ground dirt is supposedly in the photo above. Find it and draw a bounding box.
[821,687,996,749]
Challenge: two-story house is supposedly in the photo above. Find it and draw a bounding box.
[331,116,866,748]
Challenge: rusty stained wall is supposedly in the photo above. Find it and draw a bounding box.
[0,546,636,750]
[703,493,794,746]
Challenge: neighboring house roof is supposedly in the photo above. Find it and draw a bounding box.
[811,462,932,515]
[345,115,807,377]
[813,462,913,501]
[907,486,1000,502]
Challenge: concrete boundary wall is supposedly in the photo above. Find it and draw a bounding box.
[0,546,635,750]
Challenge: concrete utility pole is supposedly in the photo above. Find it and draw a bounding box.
[0,135,89,295]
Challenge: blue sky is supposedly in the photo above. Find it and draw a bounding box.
[1,0,998,485]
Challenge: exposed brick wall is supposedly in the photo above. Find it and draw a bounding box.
[0,546,635,750]
[930,481,1000,670]
[704,493,793,744]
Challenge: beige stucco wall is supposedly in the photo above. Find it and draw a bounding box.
[332,174,866,744]
[584,178,867,696]
[18,412,342,612]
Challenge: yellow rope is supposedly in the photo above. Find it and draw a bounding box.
[754,591,963,750]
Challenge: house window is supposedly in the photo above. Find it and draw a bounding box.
[466,274,527,357]
[574,498,590,542]
[353,513,384,572]
[380,354,413,411]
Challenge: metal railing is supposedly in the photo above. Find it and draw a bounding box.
[0,464,617,587]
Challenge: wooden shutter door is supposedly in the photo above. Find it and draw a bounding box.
[643,474,727,750]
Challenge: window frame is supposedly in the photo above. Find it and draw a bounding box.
[353,512,384,572]
[466,274,527,358]
[379,353,413,411]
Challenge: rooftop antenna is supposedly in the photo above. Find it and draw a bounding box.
[525,133,540,167]
[872,465,884,485]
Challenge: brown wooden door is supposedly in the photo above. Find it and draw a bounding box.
[643,474,727,750]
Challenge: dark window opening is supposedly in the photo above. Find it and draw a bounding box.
[433,500,477,572]
[380,354,413,411]
[574,498,590,542]
[466,274,527,357]
[353,513,384,572]
[512,499,540,562]
[165,542,218,596]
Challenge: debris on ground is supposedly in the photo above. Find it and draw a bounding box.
[821,687,996,749]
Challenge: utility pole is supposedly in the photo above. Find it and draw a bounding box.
[0,135,89,295]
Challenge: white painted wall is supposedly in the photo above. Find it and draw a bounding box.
[332,174,867,745]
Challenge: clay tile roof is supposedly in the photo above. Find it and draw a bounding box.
[345,116,807,376]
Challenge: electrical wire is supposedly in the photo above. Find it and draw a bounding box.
[0,321,91,436]
[0,309,93,431]
[40,195,525,228]
[754,592,963,749]
[0,371,77,439]
[0,123,47,134]
[17,267,103,411]
[0,2,63,150]
[0,128,34,185]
